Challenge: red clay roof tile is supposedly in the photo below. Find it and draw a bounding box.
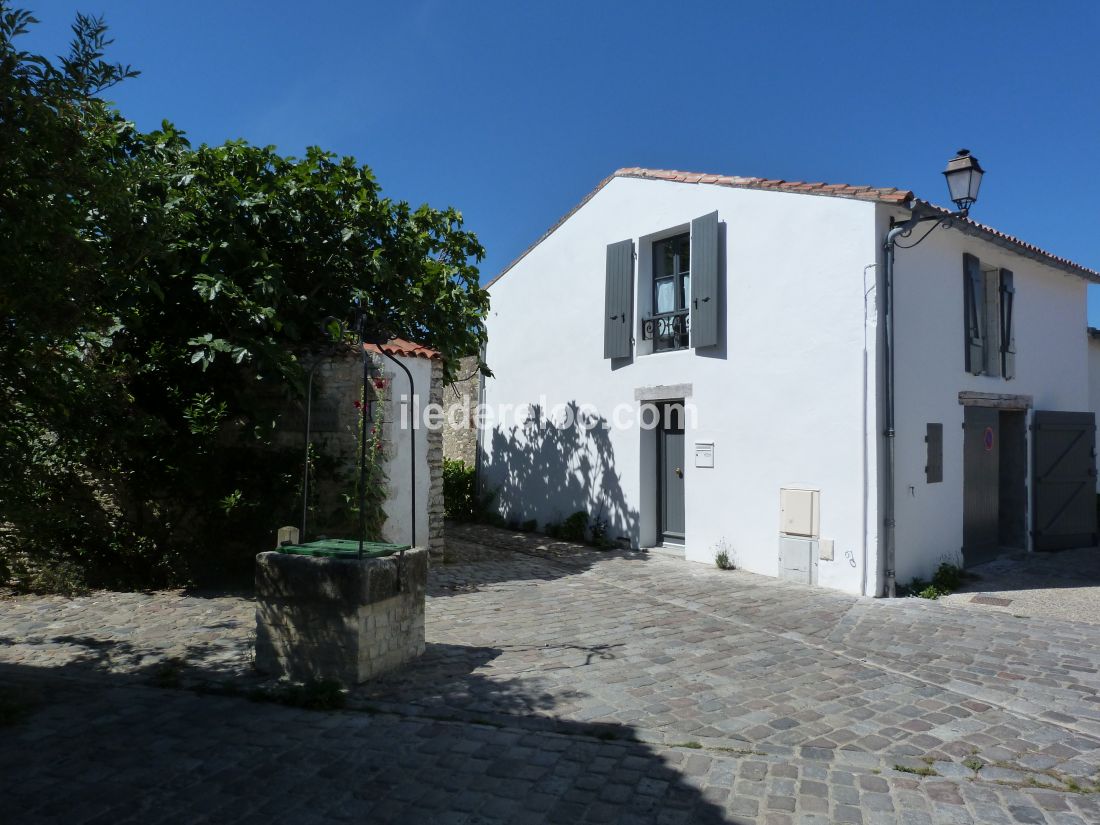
[363,338,441,360]
[486,167,1097,286]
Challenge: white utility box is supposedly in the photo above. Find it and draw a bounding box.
[780,487,819,538]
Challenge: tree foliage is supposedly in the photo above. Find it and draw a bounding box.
[0,4,489,591]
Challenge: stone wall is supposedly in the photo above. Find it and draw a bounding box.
[254,548,427,684]
[441,355,480,467]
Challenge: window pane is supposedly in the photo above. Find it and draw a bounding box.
[655,240,675,277]
[680,273,690,309]
[655,277,675,314]
[676,235,690,274]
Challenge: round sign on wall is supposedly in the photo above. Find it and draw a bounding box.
[983,426,995,452]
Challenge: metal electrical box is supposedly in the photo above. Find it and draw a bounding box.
[780,487,819,538]
[779,536,818,584]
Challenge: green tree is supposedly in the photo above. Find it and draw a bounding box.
[0,4,489,591]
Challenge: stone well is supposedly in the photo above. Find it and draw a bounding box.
[254,547,427,685]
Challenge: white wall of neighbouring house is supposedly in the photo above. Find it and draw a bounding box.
[886,205,1091,583]
[1088,334,1100,491]
[482,175,881,594]
[375,353,434,550]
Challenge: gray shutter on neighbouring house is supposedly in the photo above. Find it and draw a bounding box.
[963,253,985,374]
[604,239,634,359]
[1000,268,1016,379]
[690,211,719,348]
[925,423,943,483]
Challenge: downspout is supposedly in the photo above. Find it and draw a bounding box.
[881,225,905,598]
[881,202,953,597]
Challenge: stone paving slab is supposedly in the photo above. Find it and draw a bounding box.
[4,525,1100,823]
[2,673,1099,825]
[939,546,1100,625]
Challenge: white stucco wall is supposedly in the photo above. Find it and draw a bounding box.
[887,207,1091,583]
[377,354,433,549]
[483,176,880,594]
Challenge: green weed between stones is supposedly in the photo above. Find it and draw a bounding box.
[894,763,939,777]
[901,562,970,600]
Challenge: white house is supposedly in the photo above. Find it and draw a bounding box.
[480,165,1099,596]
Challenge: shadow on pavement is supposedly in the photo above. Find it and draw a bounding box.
[0,647,735,823]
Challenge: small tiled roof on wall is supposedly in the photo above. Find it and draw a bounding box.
[363,338,441,360]
[487,166,1099,287]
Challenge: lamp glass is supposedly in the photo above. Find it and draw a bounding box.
[943,151,984,211]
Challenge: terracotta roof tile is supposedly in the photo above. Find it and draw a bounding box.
[363,338,441,360]
[911,200,1099,282]
[486,167,1097,286]
[613,167,913,204]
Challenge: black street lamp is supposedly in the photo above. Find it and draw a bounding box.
[943,149,985,215]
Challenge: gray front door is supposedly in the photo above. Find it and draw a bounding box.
[659,406,685,544]
[963,406,1000,566]
[1033,411,1098,551]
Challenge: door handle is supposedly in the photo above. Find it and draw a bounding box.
[675,468,683,478]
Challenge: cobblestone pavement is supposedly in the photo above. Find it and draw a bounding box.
[939,546,1100,625]
[3,526,1100,823]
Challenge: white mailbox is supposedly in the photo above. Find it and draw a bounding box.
[780,487,819,538]
[694,441,714,468]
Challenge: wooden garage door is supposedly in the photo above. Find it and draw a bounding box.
[1032,411,1098,551]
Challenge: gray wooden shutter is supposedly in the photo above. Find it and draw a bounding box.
[963,253,985,374]
[925,423,943,483]
[604,239,634,359]
[690,211,719,348]
[1000,268,1016,379]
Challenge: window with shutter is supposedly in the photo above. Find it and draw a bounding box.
[963,253,985,375]
[1000,268,1016,379]
[648,233,690,352]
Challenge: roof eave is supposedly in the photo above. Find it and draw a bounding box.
[907,199,1100,284]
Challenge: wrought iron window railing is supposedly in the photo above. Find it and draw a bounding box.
[642,309,690,352]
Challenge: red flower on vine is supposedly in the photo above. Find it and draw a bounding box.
[374,378,386,390]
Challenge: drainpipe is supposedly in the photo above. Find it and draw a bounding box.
[881,202,958,597]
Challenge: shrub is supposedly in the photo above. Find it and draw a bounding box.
[442,459,477,521]
[931,562,963,593]
[560,511,589,543]
[588,515,612,549]
[904,562,967,600]
[713,539,735,570]
[521,520,537,533]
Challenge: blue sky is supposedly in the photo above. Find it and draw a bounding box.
[21,1,1100,319]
